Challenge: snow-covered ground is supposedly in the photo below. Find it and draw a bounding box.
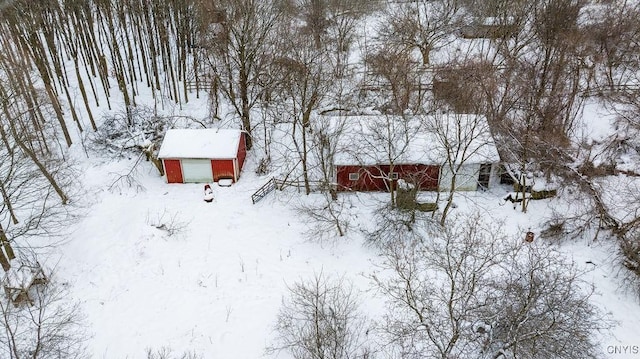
[53,153,382,358]
[46,145,640,358]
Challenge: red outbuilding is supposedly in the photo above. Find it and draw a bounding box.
[157,129,246,184]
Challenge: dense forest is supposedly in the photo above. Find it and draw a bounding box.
[1,0,640,357]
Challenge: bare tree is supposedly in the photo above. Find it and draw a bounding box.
[310,116,347,198]
[0,139,75,244]
[0,70,76,245]
[201,0,282,150]
[373,214,611,359]
[365,46,422,115]
[422,112,496,225]
[469,0,591,212]
[269,272,372,359]
[585,0,640,94]
[279,0,377,76]
[297,192,352,243]
[481,240,612,359]
[0,272,88,359]
[269,29,334,194]
[294,116,351,241]
[571,1,640,296]
[373,215,508,359]
[377,0,461,66]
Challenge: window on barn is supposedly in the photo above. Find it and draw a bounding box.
[348,173,359,181]
[390,172,399,180]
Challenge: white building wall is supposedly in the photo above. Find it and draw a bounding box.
[438,163,481,191]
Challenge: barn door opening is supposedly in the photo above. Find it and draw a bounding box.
[181,159,213,183]
[478,163,492,190]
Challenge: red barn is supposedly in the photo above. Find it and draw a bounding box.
[157,129,246,184]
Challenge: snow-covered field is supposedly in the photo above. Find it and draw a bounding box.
[54,154,377,358]
[46,142,640,358]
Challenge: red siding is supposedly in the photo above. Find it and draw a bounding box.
[337,164,439,192]
[164,159,183,183]
[236,132,247,178]
[211,159,235,181]
[394,164,440,190]
[337,165,386,191]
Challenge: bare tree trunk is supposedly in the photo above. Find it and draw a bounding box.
[8,123,69,205]
[0,178,19,225]
[0,224,15,261]
[238,55,254,149]
[301,123,310,195]
[73,51,97,131]
[440,168,457,226]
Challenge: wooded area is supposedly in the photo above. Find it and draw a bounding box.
[1,0,640,357]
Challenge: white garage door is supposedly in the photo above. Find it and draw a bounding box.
[181,159,213,183]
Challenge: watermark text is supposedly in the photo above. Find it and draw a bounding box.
[607,345,640,355]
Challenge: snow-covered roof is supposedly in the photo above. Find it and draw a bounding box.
[158,128,242,159]
[331,114,500,166]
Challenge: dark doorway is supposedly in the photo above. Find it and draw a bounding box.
[478,164,492,190]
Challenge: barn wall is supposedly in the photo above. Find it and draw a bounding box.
[394,164,439,190]
[211,159,235,181]
[236,133,247,177]
[337,165,440,192]
[337,165,387,191]
[163,159,183,183]
[438,163,481,191]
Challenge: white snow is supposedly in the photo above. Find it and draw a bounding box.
[579,101,617,144]
[332,114,500,166]
[55,164,382,357]
[158,129,242,159]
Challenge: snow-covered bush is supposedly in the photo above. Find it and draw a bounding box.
[146,209,191,238]
[146,347,201,359]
